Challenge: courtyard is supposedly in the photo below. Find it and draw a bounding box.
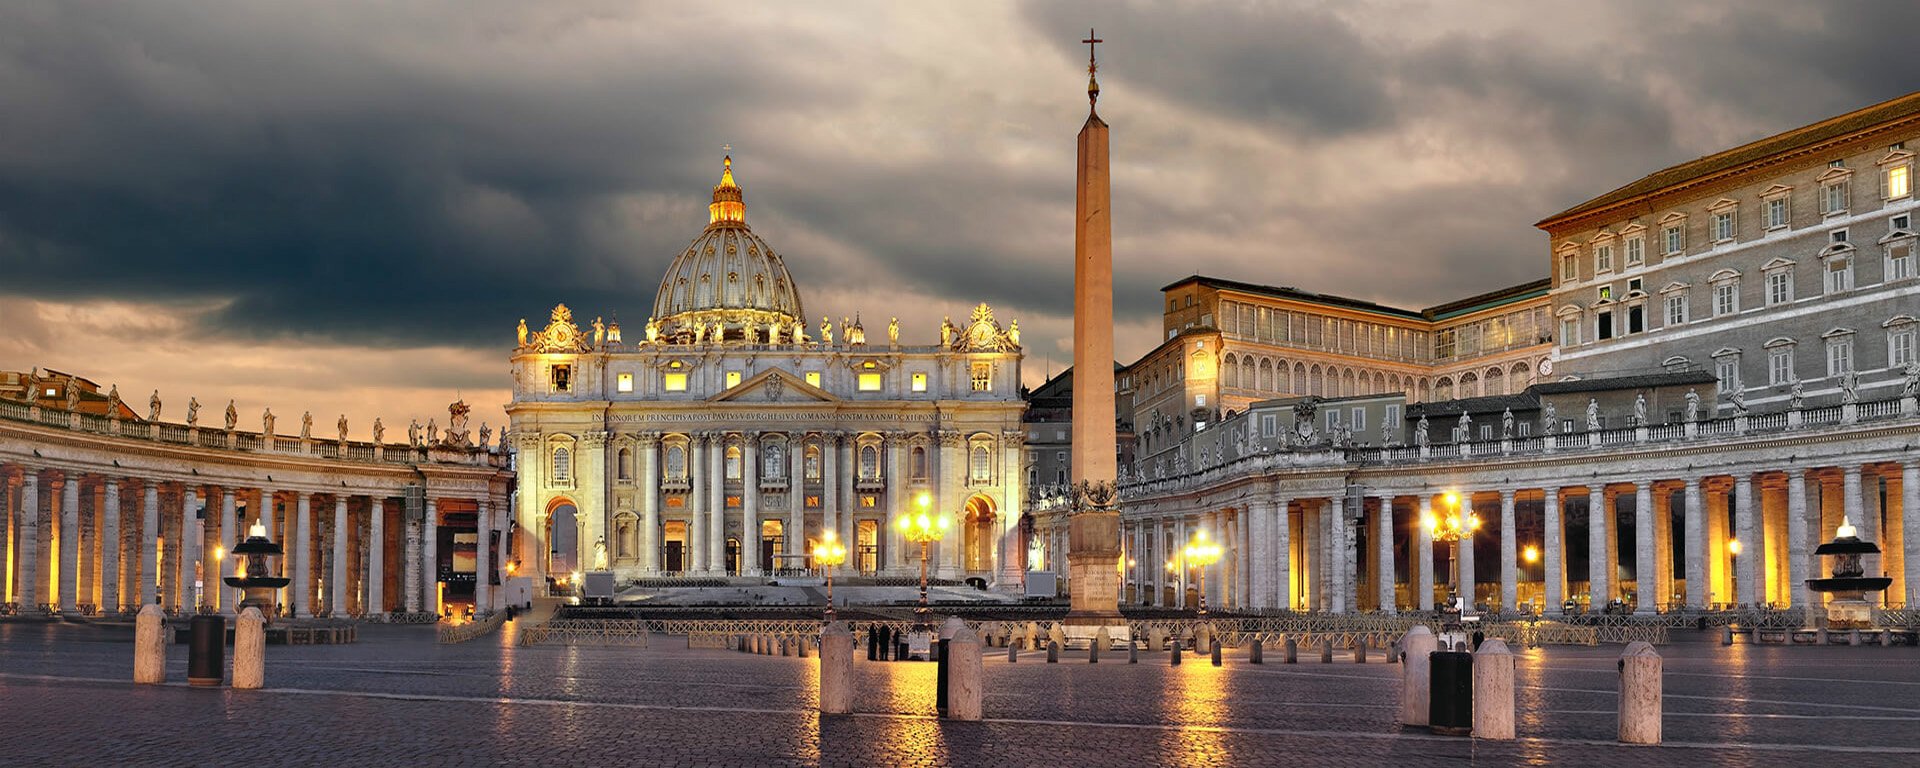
[2,621,1916,766]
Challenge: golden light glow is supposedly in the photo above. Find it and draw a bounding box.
[1727,538,1743,556]
[1836,516,1857,539]
[1442,491,1460,507]
[1422,492,1482,542]
[812,530,848,568]
[249,522,267,539]
[214,546,225,561]
[1522,545,1540,564]
[897,509,949,543]
[1183,533,1223,567]
[915,492,932,511]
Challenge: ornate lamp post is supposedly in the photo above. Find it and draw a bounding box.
[897,492,950,628]
[1423,491,1481,646]
[1183,530,1223,616]
[222,522,290,622]
[812,530,848,621]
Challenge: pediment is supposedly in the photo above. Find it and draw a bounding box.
[1760,184,1793,199]
[1619,222,1648,235]
[1877,228,1915,244]
[1759,256,1797,271]
[709,368,840,403]
[1658,281,1691,294]
[1658,211,1688,224]
[1816,166,1854,183]
[1878,148,1916,166]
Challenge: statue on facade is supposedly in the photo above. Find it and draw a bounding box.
[149,390,161,421]
[407,418,421,447]
[1729,387,1749,415]
[64,380,79,411]
[517,318,528,348]
[479,422,492,451]
[447,400,471,445]
[792,319,807,344]
[373,417,385,444]
[300,411,312,439]
[1457,411,1472,442]
[940,316,954,347]
[767,320,781,345]
[1542,400,1558,434]
[821,316,833,345]
[888,317,899,345]
[1841,370,1860,405]
[186,396,200,428]
[711,320,724,343]
[592,316,605,347]
[223,400,237,431]
[263,408,276,438]
[1633,393,1648,426]
[642,316,659,344]
[106,385,121,417]
[593,537,608,571]
[1585,398,1601,431]
[1905,362,1920,398]
[1009,319,1021,348]
[1789,379,1805,410]
[1685,389,1700,422]
[337,414,349,442]
[1501,408,1514,439]
[847,315,865,345]
[426,418,439,445]
[743,322,758,344]
[1415,413,1430,447]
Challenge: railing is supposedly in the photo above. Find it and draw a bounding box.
[1861,399,1903,419]
[518,618,654,646]
[1803,405,1842,425]
[437,610,509,644]
[1748,412,1787,431]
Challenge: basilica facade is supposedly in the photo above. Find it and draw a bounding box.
[506,158,1027,593]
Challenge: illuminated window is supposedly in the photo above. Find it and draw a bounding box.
[804,371,822,388]
[551,364,572,393]
[725,446,742,480]
[860,445,879,479]
[970,362,991,392]
[804,445,821,480]
[663,373,688,391]
[665,445,686,478]
[970,445,991,482]
[616,373,633,393]
[1886,164,1911,199]
[550,447,571,483]
[857,373,882,391]
[861,495,877,508]
[726,370,742,388]
[911,372,927,392]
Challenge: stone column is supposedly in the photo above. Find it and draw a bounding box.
[294,492,312,617]
[641,435,661,574]
[17,473,39,611]
[1587,484,1608,609]
[368,497,385,615]
[1786,470,1810,609]
[1843,465,1870,575]
[1328,496,1347,613]
[688,434,706,574]
[183,485,203,611]
[403,496,421,613]
[423,496,438,612]
[838,437,856,568]
[1543,488,1563,613]
[708,433,726,574]
[581,431,609,573]
[1245,501,1265,609]
[215,488,234,613]
[475,498,491,614]
[1415,494,1434,612]
[1733,475,1759,606]
[1304,500,1322,610]
[743,435,761,576]
[331,496,349,615]
[937,431,962,578]
[101,480,121,613]
[1,475,12,606]
[1377,495,1395,614]
[999,430,1024,589]
[59,476,78,613]
[788,433,806,565]
[1683,478,1705,608]
[1633,481,1654,614]
[1457,495,1475,610]
[1150,520,1164,607]
[1174,516,1188,609]
[1497,489,1517,612]
[1902,461,1920,610]
[827,434,847,568]
[1652,485,1673,612]
[139,482,157,607]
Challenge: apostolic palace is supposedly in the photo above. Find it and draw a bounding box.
[2,90,1919,626]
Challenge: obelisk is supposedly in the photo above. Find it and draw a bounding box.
[1065,30,1124,629]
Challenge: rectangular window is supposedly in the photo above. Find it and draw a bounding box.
[970,362,991,392]
[551,364,572,393]
[1480,424,1493,441]
[1350,408,1366,433]
[1663,224,1684,255]
[1826,259,1853,293]
[1625,236,1644,266]
[725,370,742,389]
[1768,348,1794,385]
[1824,182,1849,215]
[1517,421,1532,437]
[1325,411,1341,432]
[1891,328,1916,367]
[1385,404,1401,429]
[1765,197,1788,229]
[1895,213,1911,230]
[1561,317,1580,345]
[1434,328,1456,360]
[1597,310,1614,340]
[1831,228,1849,243]
[1595,244,1614,273]
[1260,414,1277,438]
[1723,283,1743,315]
[1887,164,1911,199]
[1664,294,1688,326]
[616,372,634,393]
[1627,304,1645,334]
[1597,285,1613,301]
[1561,253,1578,282]
[857,372,882,392]
[1767,271,1792,305]
[1716,358,1739,390]
[1893,243,1917,280]
[910,372,928,392]
[663,372,688,392]
[1712,210,1735,242]
[1827,338,1854,376]
[804,371,822,388]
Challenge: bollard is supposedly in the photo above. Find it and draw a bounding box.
[1399,625,1437,726]
[1171,642,1182,666]
[1008,642,1018,663]
[187,614,225,687]
[1284,637,1298,664]
[233,608,266,690]
[1816,628,1828,645]
[1849,629,1861,646]
[1472,638,1515,740]
[1722,625,1734,645]
[1129,639,1138,664]
[134,604,167,685]
[1321,641,1334,664]
[781,637,792,657]
[819,622,854,715]
[1047,640,1059,663]
[1618,641,1663,745]
[946,623,984,721]
[1150,626,1167,651]
[1355,638,1367,664]
[1211,640,1223,666]
[1251,638,1263,664]
[798,636,810,658]
[1048,624,1068,654]
[1026,622,1039,651]
[1194,624,1212,656]
[937,617,964,716]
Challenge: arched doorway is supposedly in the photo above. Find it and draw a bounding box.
[545,499,580,586]
[963,495,996,574]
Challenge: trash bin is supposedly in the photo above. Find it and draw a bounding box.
[188,615,225,687]
[936,637,951,715]
[1428,650,1474,735]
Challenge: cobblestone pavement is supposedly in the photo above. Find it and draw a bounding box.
[2,621,1917,766]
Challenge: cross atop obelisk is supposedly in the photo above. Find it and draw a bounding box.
[1082,28,1103,111]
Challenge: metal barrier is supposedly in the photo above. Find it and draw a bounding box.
[437,611,508,644]
[518,618,654,647]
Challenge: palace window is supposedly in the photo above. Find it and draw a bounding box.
[970,362,992,392]
[1350,407,1366,434]
[1560,316,1580,345]
[1596,310,1614,341]
[725,446,742,480]
[1715,355,1740,391]
[665,445,686,479]
[1823,181,1849,215]
[1889,239,1916,281]
[970,445,991,483]
[1595,243,1614,273]
[1767,345,1796,386]
[859,445,879,479]
[1765,197,1789,230]
[1665,294,1689,326]
[551,364,572,393]
[551,446,572,484]
[617,372,633,393]
[1766,270,1793,305]
[1625,235,1645,267]
[857,373,882,392]
[1826,334,1854,377]
[663,372,688,392]
[1711,210,1736,242]
[1663,223,1685,255]
[1885,163,1912,200]
[763,443,784,478]
[1261,414,1277,438]
[804,445,821,480]
[1889,322,1917,367]
[1713,280,1739,316]
[1826,256,1854,294]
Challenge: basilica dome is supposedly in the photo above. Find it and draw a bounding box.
[651,157,805,338]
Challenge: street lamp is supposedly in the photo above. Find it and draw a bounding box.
[1422,491,1482,607]
[812,530,848,621]
[1183,530,1223,616]
[897,492,949,627]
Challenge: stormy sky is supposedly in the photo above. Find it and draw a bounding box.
[4,1,1918,433]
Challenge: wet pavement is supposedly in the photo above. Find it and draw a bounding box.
[2,621,1916,766]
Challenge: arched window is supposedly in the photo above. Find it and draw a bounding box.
[1276,360,1289,392]
[1460,371,1479,398]
[1258,359,1273,391]
[665,444,686,478]
[805,445,821,480]
[970,444,992,483]
[617,448,633,481]
[763,443,784,478]
[1484,367,1505,396]
[911,446,928,479]
[860,445,879,479]
[551,447,572,484]
[725,445,742,480]
[1222,354,1238,389]
[1435,377,1454,400]
[1510,362,1531,389]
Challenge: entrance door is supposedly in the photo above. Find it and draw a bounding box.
[856,519,879,575]
[760,519,784,573]
[726,538,741,575]
[663,520,688,574]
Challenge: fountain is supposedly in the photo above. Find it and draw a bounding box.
[1805,517,1892,631]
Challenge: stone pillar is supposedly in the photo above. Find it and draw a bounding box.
[708,433,725,574]
[1415,495,1434,611]
[688,434,706,574]
[404,496,422,613]
[1304,500,1321,610]
[1244,501,1265,609]
[838,438,856,568]
[1498,489,1517,612]
[17,473,39,611]
[1151,520,1165,607]
[474,498,491,614]
[581,431,609,574]
[1543,488,1563,613]
[294,492,312,617]
[368,497,385,615]
[1902,461,1920,609]
[139,482,156,607]
[1733,475,1759,606]
[937,430,962,578]
[330,496,348,615]
[1843,465,1870,576]
[641,435,661,574]
[1328,495,1347,613]
[1376,495,1395,614]
[1634,481,1655,615]
[101,480,121,613]
[788,433,806,565]
[1785,471,1810,609]
[828,434,848,568]
[1683,478,1705,608]
[59,475,78,613]
[1457,495,1475,610]
[423,496,438,612]
[1588,484,1609,609]
[1174,517,1188,609]
[743,435,761,576]
[1653,485,1674,612]
[217,488,235,614]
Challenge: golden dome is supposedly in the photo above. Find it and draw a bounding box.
[652,156,805,335]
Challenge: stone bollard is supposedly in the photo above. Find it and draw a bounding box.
[1399,625,1437,726]
[819,622,854,715]
[1251,638,1264,664]
[1849,629,1862,646]
[1618,641,1662,745]
[798,636,810,658]
[1048,624,1068,654]
[1472,638,1515,740]
[1129,639,1138,664]
[1047,640,1059,663]
[1194,624,1212,655]
[1211,640,1223,667]
[233,607,266,690]
[1722,626,1734,645]
[1355,638,1367,664]
[781,636,792,657]
[1008,642,1018,663]
[1092,626,1111,664]
[946,623,984,721]
[1149,626,1167,651]
[1816,627,1828,645]
[1026,622,1039,651]
[134,604,167,685]
[1171,642,1182,666]
[1284,637,1298,664]
[1321,641,1333,664]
